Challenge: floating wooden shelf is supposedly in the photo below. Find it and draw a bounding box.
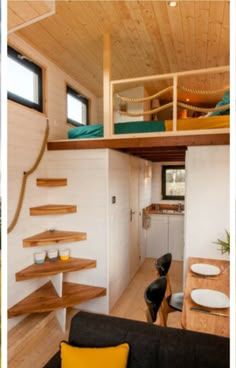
[37,178,67,187]
[30,204,77,216]
[16,257,96,281]
[23,230,87,247]
[8,281,106,318]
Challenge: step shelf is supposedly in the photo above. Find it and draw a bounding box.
[16,257,96,281]
[23,230,87,247]
[30,204,77,216]
[8,281,106,318]
[37,178,67,187]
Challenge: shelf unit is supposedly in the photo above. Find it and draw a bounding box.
[8,177,107,331]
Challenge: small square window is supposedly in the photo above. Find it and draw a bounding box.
[162,165,185,200]
[7,46,43,112]
[67,86,88,126]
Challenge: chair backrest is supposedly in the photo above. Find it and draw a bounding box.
[144,276,167,323]
[155,253,172,276]
[155,253,172,298]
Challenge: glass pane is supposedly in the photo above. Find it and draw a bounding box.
[8,58,39,103]
[166,169,185,196]
[67,94,85,125]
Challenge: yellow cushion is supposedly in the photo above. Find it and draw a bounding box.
[60,341,130,368]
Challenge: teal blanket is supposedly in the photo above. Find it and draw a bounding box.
[68,120,165,139]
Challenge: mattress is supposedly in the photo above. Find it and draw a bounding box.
[68,115,229,140]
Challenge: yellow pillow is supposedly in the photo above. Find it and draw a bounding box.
[60,341,130,368]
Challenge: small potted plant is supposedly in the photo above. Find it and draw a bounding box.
[214,230,230,255]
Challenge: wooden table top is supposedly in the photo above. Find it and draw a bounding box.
[181,257,230,338]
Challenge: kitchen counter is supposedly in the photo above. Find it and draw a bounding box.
[144,203,184,215]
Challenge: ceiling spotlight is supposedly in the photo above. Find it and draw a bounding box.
[168,2,177,7]
[186,98,190,102]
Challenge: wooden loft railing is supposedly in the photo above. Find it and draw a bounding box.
[102,34,229,140]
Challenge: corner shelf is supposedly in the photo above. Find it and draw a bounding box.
[8,281,106,318]
[16,257,97,281]
[30,204,77,215]
[10,176,106,332]
[23,230,87,247]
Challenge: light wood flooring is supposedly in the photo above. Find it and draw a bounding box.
[8,258,183,368]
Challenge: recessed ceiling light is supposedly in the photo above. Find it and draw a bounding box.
[168,2,177,7]
[186,98,190,102]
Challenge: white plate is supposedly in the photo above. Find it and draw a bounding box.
[191,263,221,276]
[191,289,230,309]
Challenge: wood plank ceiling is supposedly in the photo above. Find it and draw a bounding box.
[9,0,229,104]
[8,0,230,161]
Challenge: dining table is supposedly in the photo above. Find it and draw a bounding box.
[181,257,230,338]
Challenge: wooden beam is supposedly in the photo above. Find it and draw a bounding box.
[47,133,229,151]
[103,33,112,138]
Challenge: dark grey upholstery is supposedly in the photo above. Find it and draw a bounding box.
[43,311,229,368]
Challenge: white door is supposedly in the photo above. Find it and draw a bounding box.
[129,162,140,280]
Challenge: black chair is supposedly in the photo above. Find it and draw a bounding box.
[155,253,184,312]
[144,276,167,323]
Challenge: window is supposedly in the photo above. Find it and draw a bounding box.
[8,46,43,112]
[67,86,88,126]
[162,165,185,200]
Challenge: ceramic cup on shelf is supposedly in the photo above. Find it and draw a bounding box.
[59,248,70,261]
[34,251,46,265]
[47,248,58,262]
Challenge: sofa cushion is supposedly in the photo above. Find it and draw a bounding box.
[60,341,129,368]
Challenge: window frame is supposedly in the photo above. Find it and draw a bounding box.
[161,165,185,200]
[7,45,43,112]
[66,85,89,126]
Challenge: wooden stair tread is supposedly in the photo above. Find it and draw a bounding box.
[8,281,107,318]
[23,230,87,247]
[16,257,97,281]
[37,178,67,187]
[30,204,77,215]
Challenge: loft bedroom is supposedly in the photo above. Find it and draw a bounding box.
[7,0,230,162]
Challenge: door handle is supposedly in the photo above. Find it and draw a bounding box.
[130,209,136,221]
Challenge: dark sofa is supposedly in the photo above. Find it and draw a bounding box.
[44,311,229,368]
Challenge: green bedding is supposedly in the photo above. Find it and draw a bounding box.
[68,120,165,139]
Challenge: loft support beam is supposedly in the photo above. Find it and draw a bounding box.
[103,33,112,138]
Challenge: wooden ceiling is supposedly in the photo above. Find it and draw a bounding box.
[8,0,230,106]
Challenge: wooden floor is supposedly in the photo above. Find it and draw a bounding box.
[8,258,183,367]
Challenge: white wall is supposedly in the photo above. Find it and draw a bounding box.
[184,146,229,266]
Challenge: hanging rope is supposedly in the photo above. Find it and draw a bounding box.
[178,85,229,95]
[177,101,230,113]
[8,120,49,234]
[118,86,173,103]
[119,102,173,117]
